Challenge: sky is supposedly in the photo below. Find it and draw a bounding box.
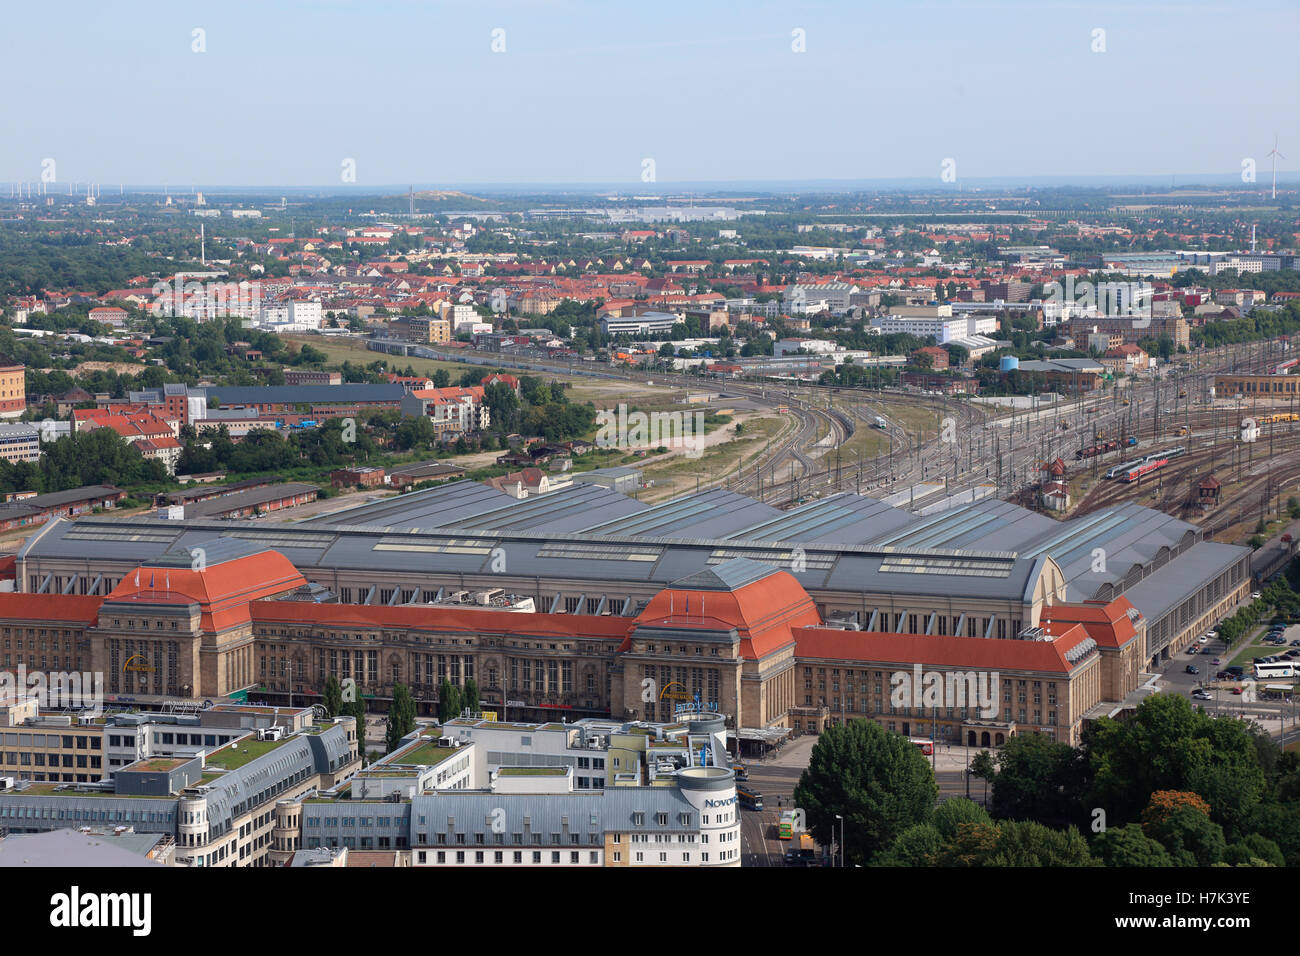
[3,0,1298,189]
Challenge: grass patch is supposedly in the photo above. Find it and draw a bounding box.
[635,414,785,502]
[1229,644,1275,667]
[387,742,461,767]
[282,335,474,379]
[204,736,293,770]
[498,766,567,776]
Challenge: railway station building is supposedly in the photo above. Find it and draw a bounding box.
[2,479,1252,746]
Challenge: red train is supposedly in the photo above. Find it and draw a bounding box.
[1075,438,1120,460]
[1121,457,1169,482]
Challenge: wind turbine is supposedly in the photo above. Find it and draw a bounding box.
[1268,135,1285,200]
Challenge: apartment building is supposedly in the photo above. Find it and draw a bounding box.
[296,712,740,867]
[1065,314,1189,350]
[0,423,40,463]
[0,359,24,419]
[408,316,452,344]
[0,700,360,862]
[399,386,489,436]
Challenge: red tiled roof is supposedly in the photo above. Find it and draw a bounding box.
[0,593,103,624]
[104,551,306,632]
[792,624,1096,674]
[636,570,821,659]
[1040,597,1140,649]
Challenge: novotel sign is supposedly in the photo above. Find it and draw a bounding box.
[704,796,737,808]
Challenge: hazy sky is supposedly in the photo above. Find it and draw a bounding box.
[4,0,1297,187]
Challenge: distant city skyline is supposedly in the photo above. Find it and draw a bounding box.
[2,0,1297,187]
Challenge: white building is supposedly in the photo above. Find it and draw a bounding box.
[774,338,839,358]
[600,312,680,336]
[259,299,323,331]
[449,303,479,330]
[784,283,860,314]
[299,712,742,868]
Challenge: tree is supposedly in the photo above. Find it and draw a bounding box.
[873,823,945,866]
[385,684,417,754]
[792,720,938,865]
[438,679,462,724]
[1222,833,1284,867]
[1140,791,1225,866]
[932,822,1001,866]
[323,676,343,718]
[342,698,368,764]
[985,732,1084,830]
[1091,824,1173,866]
[463,678,480,713]
[983,820,1097,867]
[931,797,992,839]
[1086,695,1268,840]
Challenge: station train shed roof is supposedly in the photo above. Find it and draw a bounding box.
[16,480,1246,616]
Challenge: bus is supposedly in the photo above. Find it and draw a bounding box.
[910,737,934,756]
[1253,662,1296,680]
[737,786,764,811]
[778,810,794,840]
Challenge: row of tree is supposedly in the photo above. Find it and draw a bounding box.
[320,677,485,758]
[794,692,1300,867]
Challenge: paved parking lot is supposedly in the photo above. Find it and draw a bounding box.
[1153,627,1298,732]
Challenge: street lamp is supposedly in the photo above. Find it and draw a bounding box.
[834,813,844,868]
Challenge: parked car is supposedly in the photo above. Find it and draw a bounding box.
[1290,639,1300,646]
[1212,658,1222,665]
[1206,630,1219,639]
[1252,591,1263,599]
[1185,665,1199,675]
[1198,635,1210,644]
[1200,648,1214,655]
[1232,687,1245,695]
[1191,689,1213,700]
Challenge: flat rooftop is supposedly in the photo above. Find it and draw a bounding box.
[126,757,190,773]
[497,766,567,776]
[385,739,463,768]
[204,734,295,771]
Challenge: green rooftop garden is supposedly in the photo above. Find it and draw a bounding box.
[498,766,567,776]
[4,783,164,798]
[389,742,461,767]
[360,768,419,778]
[129,758,190,772]
[204,735,294,771]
